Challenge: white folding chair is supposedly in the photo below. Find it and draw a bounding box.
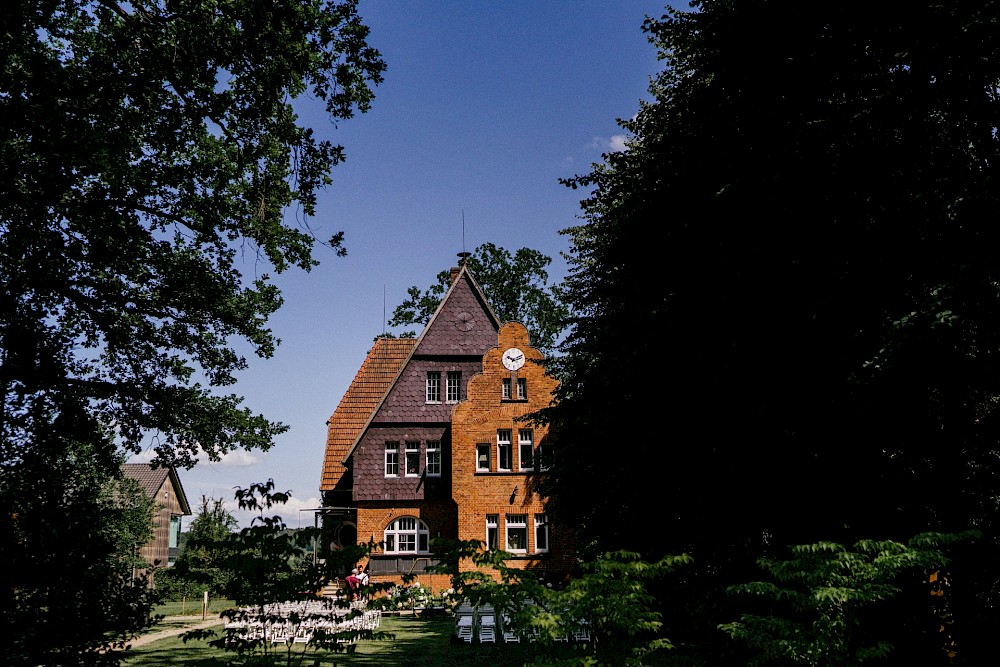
[478,614,496,643]
[456,614,474,643]
[501,614,520,643]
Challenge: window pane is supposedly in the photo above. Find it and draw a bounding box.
[477,443,490,471]
[535,514,548,552]
[517,377,527,399]
[447,371,461,402]
[426,441,441,476]
[498,430,512,471]
[385,442,399,476]
[426,371,441,402]
[502,378,511,399]
[405,441,420,476]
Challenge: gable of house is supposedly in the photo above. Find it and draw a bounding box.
[122,463,191,581]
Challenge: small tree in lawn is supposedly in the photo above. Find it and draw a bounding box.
[184,480,389,666]
[166,495,239,601]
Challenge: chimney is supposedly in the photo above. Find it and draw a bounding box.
[452,251,471,283]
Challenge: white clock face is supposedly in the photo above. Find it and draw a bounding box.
[502,347,525,371]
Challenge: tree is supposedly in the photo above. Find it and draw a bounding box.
[540,1,1000,662]
[0,1,384,663]
[720,533,975,667]
[1,416,158,665]
[166,495,238,597]
[181,480,389,666]
[387,243,570,355]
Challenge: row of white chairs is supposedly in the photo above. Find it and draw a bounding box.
[454,601,591,644]
[225,608,382,646]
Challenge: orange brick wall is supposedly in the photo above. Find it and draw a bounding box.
[451,322,573,580]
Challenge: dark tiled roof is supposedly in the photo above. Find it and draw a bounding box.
[319,337,417,492]
[122,463,192,514]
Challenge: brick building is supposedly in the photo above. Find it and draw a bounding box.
[319,261,573,593]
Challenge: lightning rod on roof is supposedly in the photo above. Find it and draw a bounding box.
[458,209,471,265]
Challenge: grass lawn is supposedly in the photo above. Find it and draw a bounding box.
[120,614,593,667]
[154,598,237,618]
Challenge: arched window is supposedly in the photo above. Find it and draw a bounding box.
[384,517,430,554]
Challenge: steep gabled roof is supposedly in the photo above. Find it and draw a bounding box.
[338,264,501,466]
[319,336,417,492]
[122,463,192,515]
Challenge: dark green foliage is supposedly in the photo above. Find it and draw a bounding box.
[539,0,1000,663]
[0,411,159,665]
[168,495,239,597]
[1,1,383,663]
[720,533,976,667]
[387,243,570,355]
[0,0,385,469]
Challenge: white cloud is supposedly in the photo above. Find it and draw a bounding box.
[224,493,324,530]
[215,449,263,467]
[125,446,263,467]
[608,134,628,152]
[590,134,629,153]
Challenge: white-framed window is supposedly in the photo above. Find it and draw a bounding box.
[426,441,441,476]
[486,514,499,550]
[502,377,512,400]
[505,514,527,553]
[405,441,421,476]
[446,371,462,402]
[383,517,429,554]
[384,441,399,477]
[426,371,441,403]
[497,429,512,472]
[534,514,549,553]
[476,443,490,472]
[538,442,550,471]
[517,377,527,400]
[518,429,534,471]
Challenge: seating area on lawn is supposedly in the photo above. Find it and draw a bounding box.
[223,599,381,647]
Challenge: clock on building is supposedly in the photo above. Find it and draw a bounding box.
[502,347,525,371]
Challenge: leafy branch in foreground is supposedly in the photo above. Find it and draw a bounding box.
[181,480,392,666]
[429,539,692,666]
[719,531,978,667]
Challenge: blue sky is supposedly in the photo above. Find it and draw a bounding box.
[130,1,685,528]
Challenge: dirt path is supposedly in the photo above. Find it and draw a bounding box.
[127,615,223,648]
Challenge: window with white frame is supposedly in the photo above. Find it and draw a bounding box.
[505,514,527,553]
[426,441,441,476]
[446,371,462,402]
[518,429,534,471]
[426,371,441,403]
[502,377,512,400]
[534,514,549,553]
[537,442,550,471]
[497,429,512,472]
[383,516,429,554]
[405,441,421,476]
[476,443,490,471]
[384,441,399,476]
[517,377,527,400]
[486,514,499,550]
